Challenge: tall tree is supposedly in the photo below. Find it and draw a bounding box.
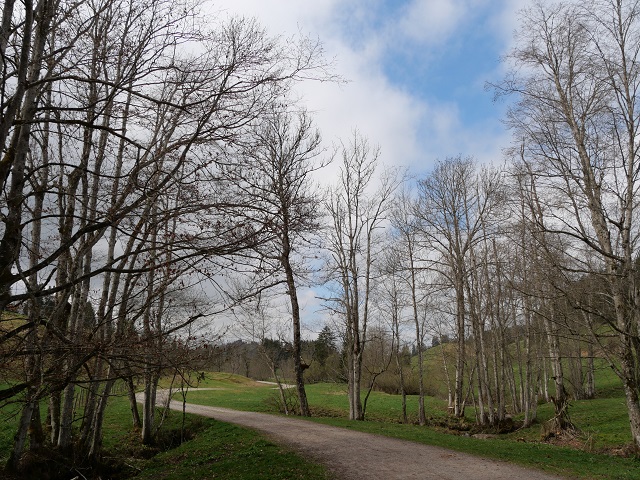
[391,189,429,425]
[497,0,640,447]
[378,245,410,423]
[324,132,401,420]
[0,0,331,466]
[415,156,502,418]
[225,109,326,417]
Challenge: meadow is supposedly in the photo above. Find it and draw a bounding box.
[2,364,639,479]
[177,371,640,480]
[0,384,330,480]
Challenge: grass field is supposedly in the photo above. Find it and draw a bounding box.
[177,372,640,480]
[133,419,330,480]
[0,389,330,480]
[182,375,450,422]
[2,365,638,479]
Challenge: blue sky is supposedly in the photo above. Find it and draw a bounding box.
[210,0,528,335]
[211,0,527,181]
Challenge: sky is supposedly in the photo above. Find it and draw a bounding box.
[208,0,531,337]
[211,0,529,179]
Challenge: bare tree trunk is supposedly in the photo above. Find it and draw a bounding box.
[409,242,426,425]
[585,338,595,399]
[49,392,61,444]
[453,272,466,418]
[438,328,454,410]
[399,369,407,424]
[351,348,364,420]
[541,354,550,403]
[391,294,407,423]
[0,0,54,311]
[283,252,310,416]
[126,372,142,429]
[141,371,159,445]
[571,337,585,400]
[621,353,640,447]
[514,318,525,415]
[7,325,42,468]
[87,377,116,458]
[522,306,538,427]
[543,308,572,432]
[7,401,35,470]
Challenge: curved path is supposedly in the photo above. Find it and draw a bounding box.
[150,390,568,480]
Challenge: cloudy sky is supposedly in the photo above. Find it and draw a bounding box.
[209,0,529,335]
[212,0,528,178]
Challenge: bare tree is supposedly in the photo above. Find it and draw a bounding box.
[495,0,640,447]
[391,188,429,425]
[223,109,326,417]
[378,245,410,423]
[0,0,332,467]
[323,132,402,420]
[415,156,502,418]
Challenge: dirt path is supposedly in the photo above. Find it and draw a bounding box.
[151,390,569,480]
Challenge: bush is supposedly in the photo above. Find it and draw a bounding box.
[264,386,300,415]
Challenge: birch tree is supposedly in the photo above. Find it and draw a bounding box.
[324,132,401,420]
[497,0,640,447]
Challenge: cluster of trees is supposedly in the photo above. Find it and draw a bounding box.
[0,0,333,471]
[500,0,640,446]
[203,327,340,384]
[314,0,640,449]
[4,0,640,473]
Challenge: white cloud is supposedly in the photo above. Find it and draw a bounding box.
[199,0,523,331]
[206,0,519,173]
[397,0,466,45]
[415,100,509,172]
[205,0,521,172]
[388,0,501,48]
[297,48,424,164]
[492,0,535,51]
[208,0,426,169]
[208,0,338,37]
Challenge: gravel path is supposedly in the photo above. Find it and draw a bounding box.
[150,390,569,480]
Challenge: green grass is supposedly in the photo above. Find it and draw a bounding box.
[0,388,330,480]
[180,374,451,422]
[3,366,637,479]
[177,372,640,480]
[0,402,20,462]
[504,396,632,449]
[136,420,329,480]
[306,382,451,422]
[172,374,280,413]
[497,360,632,450]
